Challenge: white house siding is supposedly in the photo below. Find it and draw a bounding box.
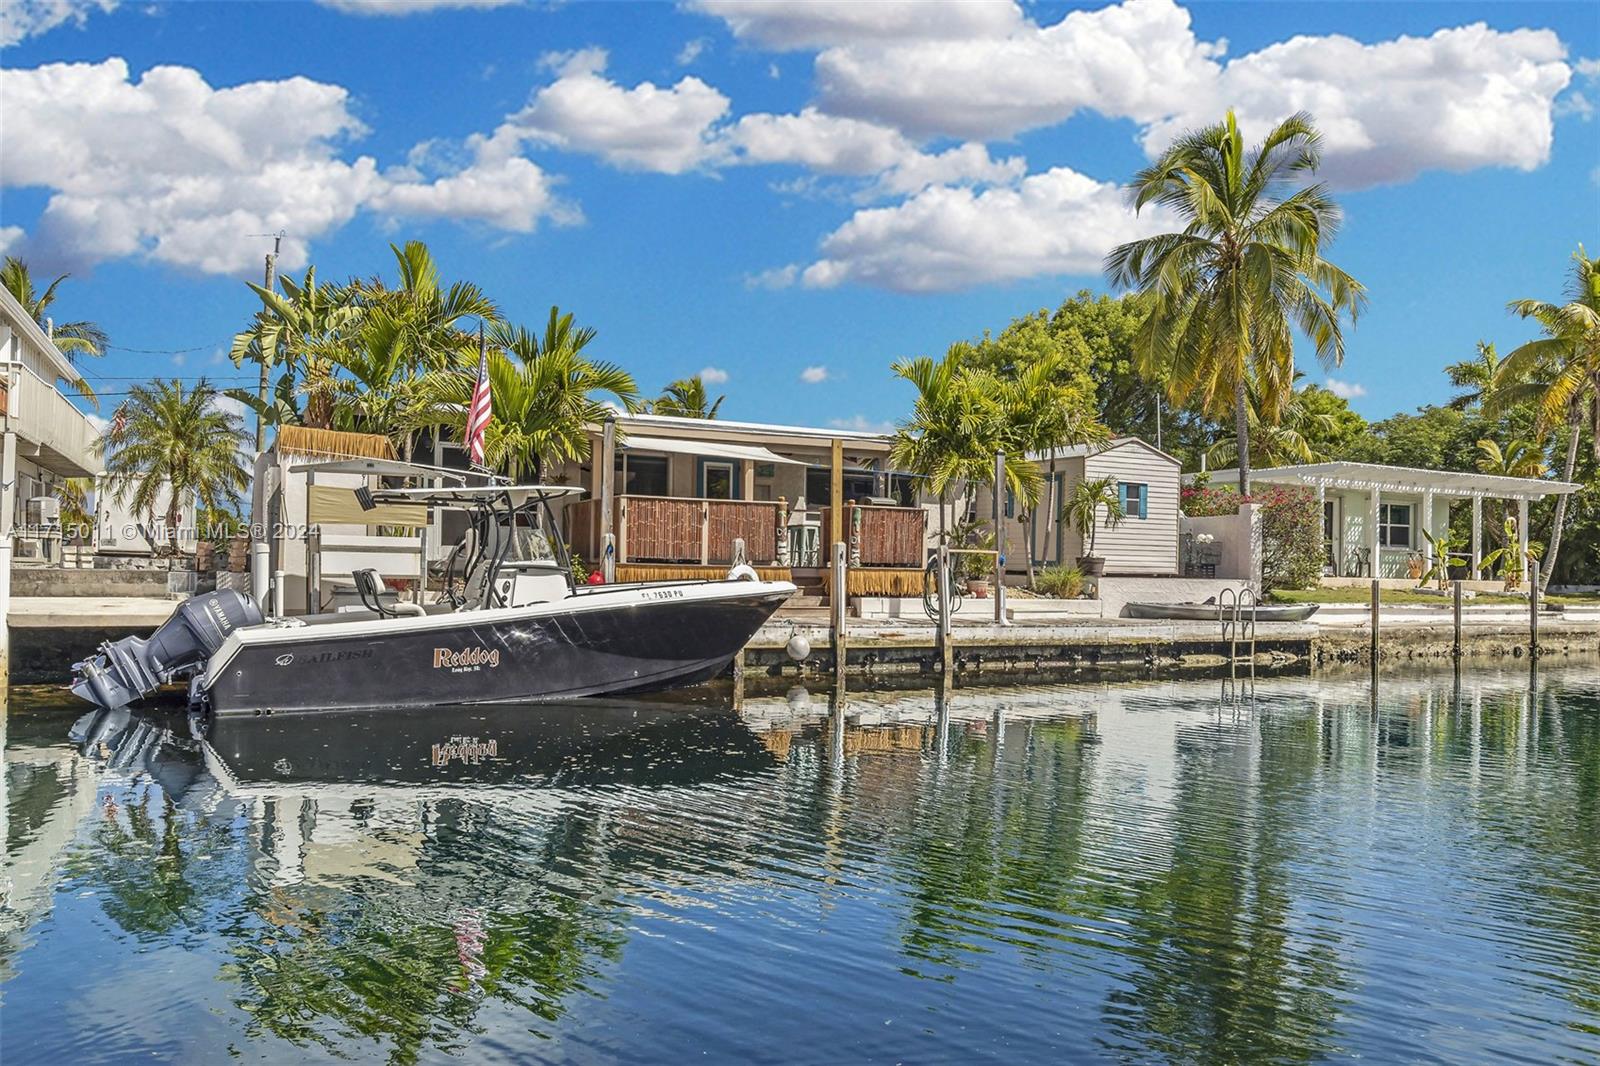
[1082,444,1179,575]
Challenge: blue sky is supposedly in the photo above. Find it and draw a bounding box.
[1,0,1596,431]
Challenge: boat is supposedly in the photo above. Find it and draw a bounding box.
[70,483,794,727]
[1122,599,1319,622]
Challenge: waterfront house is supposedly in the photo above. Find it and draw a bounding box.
[1197,461,1583,585]
[0,285,102,565]
[556,413,931,598]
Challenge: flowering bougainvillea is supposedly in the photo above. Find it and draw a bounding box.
[1182,482,1322,590]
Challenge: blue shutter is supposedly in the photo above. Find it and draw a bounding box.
[1139,485,1148,520]
[1117,483,1129,516]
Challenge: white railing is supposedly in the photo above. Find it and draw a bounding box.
[8,361,101,476]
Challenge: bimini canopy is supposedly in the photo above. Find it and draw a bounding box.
[619,436,805,465]
[367,485,586,509]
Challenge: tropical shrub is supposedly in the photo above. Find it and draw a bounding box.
[1256,486,1322,590]
[1180,484,1244,517]
[1033,565,1084,599]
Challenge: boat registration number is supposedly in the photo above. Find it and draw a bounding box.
[640,588,686,601]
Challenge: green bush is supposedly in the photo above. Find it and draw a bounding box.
[1033,565,1084,599]
[1257,486,1322,591]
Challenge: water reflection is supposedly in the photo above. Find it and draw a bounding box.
[4,667,1600,1063]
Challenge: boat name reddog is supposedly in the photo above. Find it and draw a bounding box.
[433,645,501,671]
[431,735,498,767]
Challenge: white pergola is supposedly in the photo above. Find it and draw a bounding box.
[1206,461,1582,581]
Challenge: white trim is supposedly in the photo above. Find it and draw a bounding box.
[618,435,804,465]
[1196,460,1579,500]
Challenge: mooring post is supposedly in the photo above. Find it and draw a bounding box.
[1452,579,1463,661]
[1529,559,1540,660]
[937,541,953,675]
[831,540,848,690]
[993,450,1006,625]
[1370,579,1381,665]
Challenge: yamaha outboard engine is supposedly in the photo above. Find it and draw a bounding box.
[71,589,264,711]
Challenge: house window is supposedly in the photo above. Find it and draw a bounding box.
[617,454,669,497]
[806,467,876,505]
[1118,482,1148,520]
[1004,487,1016,519]
[1379,503,1412,547]
[700,460,738,500]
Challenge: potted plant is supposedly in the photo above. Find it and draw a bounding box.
[1063,477,1124,577]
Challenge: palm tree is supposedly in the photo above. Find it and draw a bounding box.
[1001,349,1105,583]
[228,266,360,430]
[99,379,251,554]
[649,375,724,419]
[1204,373,1343,469]
[1476,437,1547,559]
[351,242,499,458]
[1105,110,1366,495]
[1444,341,1504,412]
[1,255,106,406]
[1494,246,1600,589]
[890,345,1001,541]
[413,310,638,480]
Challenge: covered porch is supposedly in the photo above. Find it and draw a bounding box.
[563,414,929,596]
[1219,461,1582,584]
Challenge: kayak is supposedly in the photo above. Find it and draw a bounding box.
[1122,600,1320,622]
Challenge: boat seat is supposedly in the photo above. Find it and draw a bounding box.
[352,568,425,618]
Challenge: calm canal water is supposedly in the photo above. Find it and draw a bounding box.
[5,666,1600,1064]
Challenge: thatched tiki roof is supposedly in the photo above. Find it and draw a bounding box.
[275,426,396,461]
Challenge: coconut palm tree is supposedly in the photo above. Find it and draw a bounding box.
[413,310,638,480]
[1444,341,1505,413]
[1,255,106,405]
[1204,373,1344,469]
[649,375,724,419]
[1475,437,1548,559]
[1493,246,1600,589]
[1105,110,1366,495]
[99,379,251,554]
[890,344,1003,541]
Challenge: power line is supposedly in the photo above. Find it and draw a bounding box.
[101,340,232,355]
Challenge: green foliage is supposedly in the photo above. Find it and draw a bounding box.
[412,309,638,479]
[1106,110,1365,493]
[1033,564,1084,599]
[648,375,724,418]
[1416,526,1466,590]
[1063,477,1124,557]
[2,254,105,406]
[1181,484,1243,517]
[1256,485,1323,591]
[98,379,251,553]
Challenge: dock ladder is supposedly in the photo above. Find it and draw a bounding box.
[1218,587,1258,675]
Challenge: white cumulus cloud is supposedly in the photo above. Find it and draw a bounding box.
[808,0,1573,189]
[1,58,578,276]
[498,48,731,173]
[0,0,116,46]
[1325,379,1366,400]
[689,0,1023,51]
[699,365,729,384]
[800,365,828,383]
[797,166,1170,293]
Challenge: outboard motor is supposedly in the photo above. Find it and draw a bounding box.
[71,589,264,711]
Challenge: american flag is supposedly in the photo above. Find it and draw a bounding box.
[465,326,492,467]
[110,403,129,441]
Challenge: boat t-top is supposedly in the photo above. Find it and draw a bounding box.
[72,478,795,728]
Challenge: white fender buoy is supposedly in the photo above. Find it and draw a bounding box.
[786,633,811,661]
[727,564,759,582]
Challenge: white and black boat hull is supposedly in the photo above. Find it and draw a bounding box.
[195,583,792,715]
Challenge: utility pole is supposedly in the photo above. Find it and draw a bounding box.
[254,232,282,453]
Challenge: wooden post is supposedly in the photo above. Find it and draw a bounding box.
[993,450,1006,625]
[599,416,615,574]
[1452,578,1462,660]
[1370,578,1381,664]
[831,540,848,691]
[829,438,844,549]
[1529,559,1540,660]
[937,541,953,675]
[776,497,790,567]
[700,500,710,565]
